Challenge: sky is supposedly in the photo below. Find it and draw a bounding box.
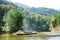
[11,0,60,10]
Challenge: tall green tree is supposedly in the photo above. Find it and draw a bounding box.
[0,4,15,33]
[3,9,24,33]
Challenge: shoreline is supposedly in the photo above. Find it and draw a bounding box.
[0,32,60,37]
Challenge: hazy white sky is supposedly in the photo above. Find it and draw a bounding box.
[11,0,60,10]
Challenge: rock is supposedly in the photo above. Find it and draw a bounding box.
[15,30,25,35]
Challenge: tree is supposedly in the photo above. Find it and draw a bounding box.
[0,4,15,25]
[0,4,15,33]
[3,9,24,33]
[53,13,60,26]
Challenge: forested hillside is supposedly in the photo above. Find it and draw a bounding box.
[0,0,60,34]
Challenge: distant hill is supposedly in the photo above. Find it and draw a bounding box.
[29,7,59,16]
[13,2,60,16]
[1,0,60,16]
[0,0,13,5]
[0,0,8,4]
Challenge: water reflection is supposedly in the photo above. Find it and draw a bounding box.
[48,37,60,40]
[0,36,60,40]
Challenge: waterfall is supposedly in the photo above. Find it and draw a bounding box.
[23,18,31,31]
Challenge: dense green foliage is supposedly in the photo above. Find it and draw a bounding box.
[53,13,60,27]
[0,4,15,32]
[3,9,24,33]
[0,0,60,33]
[23,12,51,31]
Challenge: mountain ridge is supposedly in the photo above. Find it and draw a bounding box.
[13,2,60,16]
[4,1,59,16]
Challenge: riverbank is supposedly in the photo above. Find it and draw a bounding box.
[0,32,60,38]
[0,33,60,40]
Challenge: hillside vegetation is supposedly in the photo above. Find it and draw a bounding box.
[0,0,60,34]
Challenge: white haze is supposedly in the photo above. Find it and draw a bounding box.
[11,0,60,10]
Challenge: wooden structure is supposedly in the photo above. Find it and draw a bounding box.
[14,30,37,35]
